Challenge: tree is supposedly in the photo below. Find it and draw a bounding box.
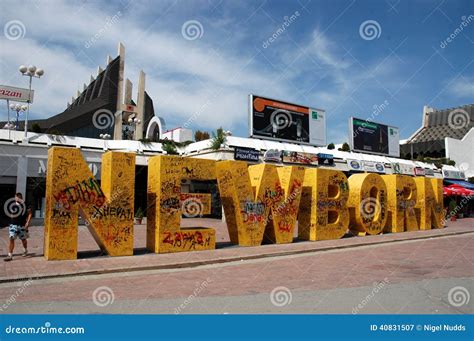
[195,130,210,141]
[47,129,62,135]
[161,140,178,155]
[31,123,42,133]
[210,127,227,150]
[327,143,335,150]
[338,142,350,152]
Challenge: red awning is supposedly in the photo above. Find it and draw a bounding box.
[444,184,474,196]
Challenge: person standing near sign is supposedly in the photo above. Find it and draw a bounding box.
[4,193,32,262]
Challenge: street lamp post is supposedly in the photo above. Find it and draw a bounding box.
[127,117,141,140]
[100,133,111,150]
[19,65,44,140]
[6,99,11,139]
[9,103,27,131]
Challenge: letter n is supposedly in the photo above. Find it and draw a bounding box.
[414,177,444,229]
[382,175,418,232]
[44,147,135,260]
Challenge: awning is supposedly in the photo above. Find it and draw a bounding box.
[443,186,457,196]
[443,184,474,196]
[444,179,474,190]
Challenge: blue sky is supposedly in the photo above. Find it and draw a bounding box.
[1,0,473,143]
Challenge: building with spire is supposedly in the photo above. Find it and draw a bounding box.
[400,104,473,159]
[29,42,166,141]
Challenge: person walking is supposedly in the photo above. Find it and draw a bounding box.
[4,193,32,262]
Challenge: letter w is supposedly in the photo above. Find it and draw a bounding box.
[216,161,304,246]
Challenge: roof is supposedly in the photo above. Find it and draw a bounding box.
[184,136,440,169]
[408,104,474,143]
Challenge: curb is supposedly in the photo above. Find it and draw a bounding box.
[1,229,473,284]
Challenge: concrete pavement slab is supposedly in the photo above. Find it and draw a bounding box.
[0,218,472,283]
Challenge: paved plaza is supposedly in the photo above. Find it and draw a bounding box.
[0,218,472,314]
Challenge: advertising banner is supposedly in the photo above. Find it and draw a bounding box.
[347,159,363,171]
[442,169,466,180]
[414,167,426,176]
[249,95,326,146]
[234,147,260,162]
[363,161,386,173]
[263,149,282,163]
[317,153,334,166]
[424,168,435,177]
[349,117,399,157]
[282,151,318,165]
[391,162,415,176]
[0,84,34,103]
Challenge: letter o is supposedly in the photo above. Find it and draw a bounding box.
[347,173,388,235]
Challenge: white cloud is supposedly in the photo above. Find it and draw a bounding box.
[449,76,474,98]
[0,0,407,142]
[0,0,279,130]
[307,30,351,70]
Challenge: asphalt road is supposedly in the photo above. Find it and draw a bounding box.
[0,233,473,314]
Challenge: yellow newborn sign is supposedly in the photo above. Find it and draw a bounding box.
[44,148,445,260]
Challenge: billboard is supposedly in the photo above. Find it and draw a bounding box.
[249,95,326,146]
[0,84,34,103]
[349,117,399,157]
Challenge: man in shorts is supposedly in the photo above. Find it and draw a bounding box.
[4,193,32,262]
